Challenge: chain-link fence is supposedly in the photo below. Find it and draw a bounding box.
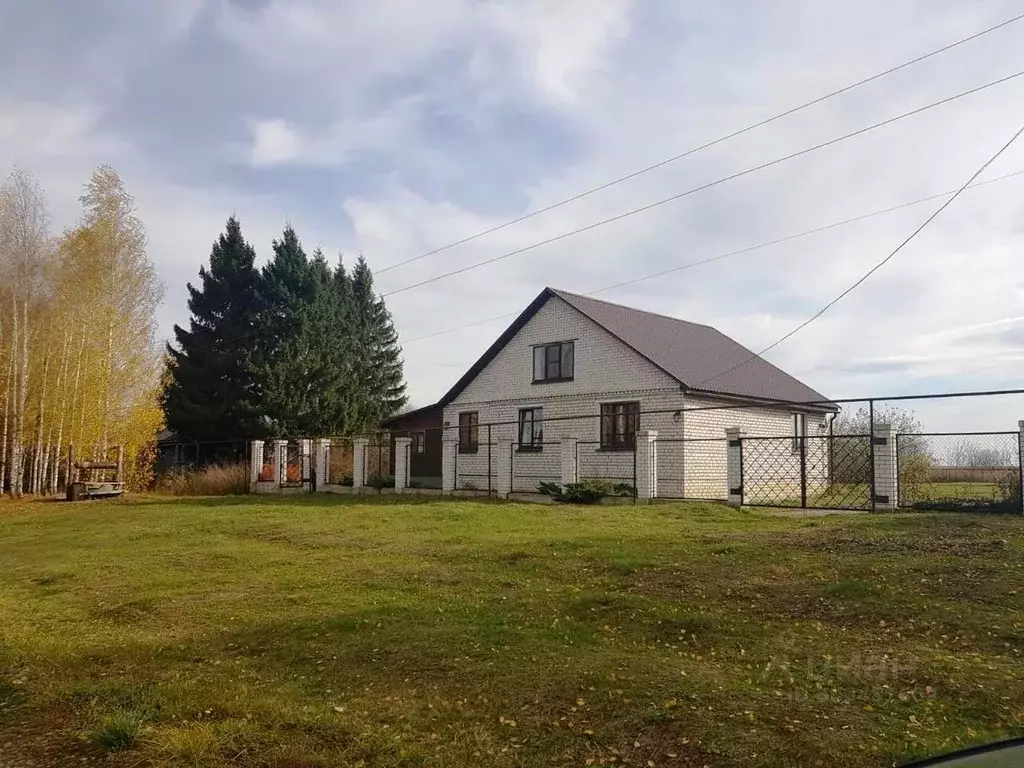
[898,432,1021,513]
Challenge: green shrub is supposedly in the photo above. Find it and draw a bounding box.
[538,479,622,504]
[461,481,479,491]
[340,475,354,487]
[366,475,395,490]
[537,481,562,496]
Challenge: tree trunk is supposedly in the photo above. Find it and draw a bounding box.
[8,292,22,497]
[31,349,50,494]
[45,327,71,494]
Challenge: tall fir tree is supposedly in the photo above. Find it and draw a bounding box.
[302,250,354,435]
[164,216,261,441]
[349,256,407,429]
[254,226,317,436]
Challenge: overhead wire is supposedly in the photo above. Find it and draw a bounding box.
[381,69,1024,298]
[373,11,1024,275]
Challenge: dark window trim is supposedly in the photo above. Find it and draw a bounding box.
[531,340,575,384]
[600,401,640,451]
[411,431,426,454]
[517,407,544,451]
[459,412,479,454]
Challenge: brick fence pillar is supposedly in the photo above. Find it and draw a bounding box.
[442,440,458,493]
[493,441,512,497]
[560,436,578,486]
[394,437,412,491]
[274,439,287,485]
[726,427,745,507]
[250,440,263,491]
[636,430,658,502]
[872,423,898,511]
[314,438,329,489]
[352,438,368,489]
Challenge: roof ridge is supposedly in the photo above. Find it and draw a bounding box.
[548,287,716,330]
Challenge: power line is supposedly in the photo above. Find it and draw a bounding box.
[381,69,1024,298]
[688,119,1024,390]
[373,11,1024,276]
[398,166,1024,344]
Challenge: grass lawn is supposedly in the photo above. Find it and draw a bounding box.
[1,495,1023,767]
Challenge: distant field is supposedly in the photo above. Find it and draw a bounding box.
[1,495,1022,767]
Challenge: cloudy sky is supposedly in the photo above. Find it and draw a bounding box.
[2,0,1024,430]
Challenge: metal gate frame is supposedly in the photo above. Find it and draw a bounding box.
[739,434,874,511]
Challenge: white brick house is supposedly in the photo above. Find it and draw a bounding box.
[432,288,835,498]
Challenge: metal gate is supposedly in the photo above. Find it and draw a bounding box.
[740,434,872,510]
[897,432,1022,513]
[279,440,309,489]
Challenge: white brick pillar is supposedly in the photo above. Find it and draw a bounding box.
[274,439,287,484]
[726,427,745,507]
[394,438,412,491]
[314,439,329,489]
[560,436,578,486]
[300,439,311,487]
[250,440,264,491]
[1017,420,1023,515]
[442,440,458,493]
[352,438,368,489]
[872,423,898,511]
[493,440,512,497]
[636,430,658,502]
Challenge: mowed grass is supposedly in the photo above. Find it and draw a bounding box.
[0,496,1022,767]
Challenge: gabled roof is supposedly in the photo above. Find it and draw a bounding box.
[438,287,834,410]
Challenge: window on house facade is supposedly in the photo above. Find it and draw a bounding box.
[518,407,544,450]
[600,402,639,451]
[411,431,426,454]
[459,412,478,454]
[792,413,806,453]
[532,341,574,383]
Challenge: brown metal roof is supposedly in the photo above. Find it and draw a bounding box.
[438,287,833,410]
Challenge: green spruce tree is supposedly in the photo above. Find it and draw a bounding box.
[303,250,355,435]
[349,256,407,430]
[163,216,263,441]
[254,226,317,436]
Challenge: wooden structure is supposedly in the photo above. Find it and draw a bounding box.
[65,444,125,501]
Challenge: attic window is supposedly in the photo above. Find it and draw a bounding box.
[532,341,574,383]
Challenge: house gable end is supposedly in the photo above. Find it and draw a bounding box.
[444,292,680,407]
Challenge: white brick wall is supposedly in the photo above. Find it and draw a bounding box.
[441,294,832,500]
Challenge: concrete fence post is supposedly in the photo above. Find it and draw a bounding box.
[636,430,658,501]
[314,439,329,489]
[250,440,264,491]
[394,437,412,491]
[560,436,578,486]
[725,427,745,507]
[872,423,898,511]
[442,440,458,493]
[274,439,287,484]
[352,438,368,489]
